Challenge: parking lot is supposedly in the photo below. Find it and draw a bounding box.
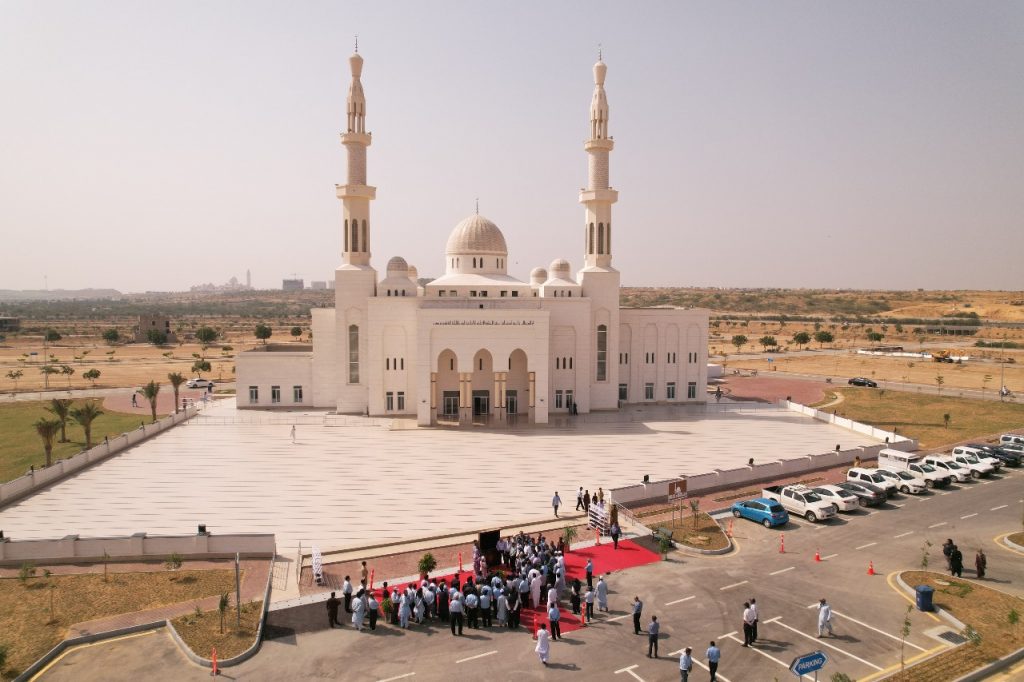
[40,460,1024,681]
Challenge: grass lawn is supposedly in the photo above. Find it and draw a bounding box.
[811,388,1024,449]
[887,571,1024,681]
[0,399,167,483]
[170,599,263,661]
[0,568,238,680]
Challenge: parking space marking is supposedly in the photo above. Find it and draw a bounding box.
[855,542,877,550]
[803,606,926,652]
[720,580,749,591]
[378,674,416,682]
[981,481,991,485]
[606,613,631,622]
[724,633,789,668]
[718,631,739,640]
[822,553,839,560]
[665,595,695,606]
[769,567,795,576]
[693,658,732,682]
[938,491,950,495]
[894,531,914,538]
[614,664,646,681]
[891,503,904,508]
[961,513,978,519]
[766,617,883,671]
[456,650,497,664]
[991,504,1008,511]
[928,522,947,528]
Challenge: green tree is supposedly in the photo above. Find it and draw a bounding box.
[792,331,811,349]
[867,331,884,343]
[165,552,183,571]
[83,368,101,386]
[689,498,701,530]
[168,372,186,413]
[731,335,748,352]
[936,373,945,395]
[70,402,104,450]
[219,592,230,633]
[33,418,61,467]
[40,364,60,385]
[102,328,120,344]
[758,335,777,352]
[44,329,62,342]
[141,380,161,423]
[46,398,74,442]
[900,604,913,672]
[813,330,834,348]
[254,323,273,344]
[6,369,23,390]
[561,525,578,553]
[195,326,219,347]
[417,552,437,576]
[943,412,951,428]
[60,364,75,387]
[191,360,211,378]
[290,326,302,339]
[146,329,168,345]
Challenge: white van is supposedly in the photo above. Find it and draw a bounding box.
[877,449,951,488]
[923,456,971,483]
[999,434,1024,448]
[952,445,1002,472]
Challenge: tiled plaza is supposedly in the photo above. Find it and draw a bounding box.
[1,401,878,554]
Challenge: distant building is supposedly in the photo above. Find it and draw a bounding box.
[190,274,254,293]
[310,281,327,290]
[0,316,20,332]
[282,279,305,291]
[327,280,335,290]
[135,315,178,344]
[246,269,252,288]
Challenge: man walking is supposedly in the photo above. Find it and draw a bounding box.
[576,486,585,511]
[586,558,594,588]
[706,641,720,681]
[975,548,987,579]
[596,574,608,612]
[742,601,755,646]
[290,424,296,443]
[647,615,660,658]
[326,591,341,628]
[679,647,693,681]
[548,602,562,640]
[817,598,833,637]
[535,623,551,665]
[749,597,759,642]
[449,593,464,636]
[950,545,964,577]
[584,585,595,623]
[552,491,562,517]
[610,522,621,549]
[342,576,353,613]
[632,596,644,635]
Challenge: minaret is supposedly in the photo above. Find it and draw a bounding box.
[337,45,376,266]
[580,54,618,269]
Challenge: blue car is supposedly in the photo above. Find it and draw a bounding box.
[731,498,789,528]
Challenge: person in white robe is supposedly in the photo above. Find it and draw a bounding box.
[535,623,551,664]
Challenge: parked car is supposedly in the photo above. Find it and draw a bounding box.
[878,449,951,488]
[972,443,1023,467]
[836,481,887,507]
[999,434,1024,448]
[950,446,999,475]
[847,467,898,497]
[186,378,215,389]
[762,485,837,523]
[731,498,789,528]
[952,445,1002,472]
[922,456,971,483]
[848,377,878,387]
[873,468,927,495]
[812,485,860,513]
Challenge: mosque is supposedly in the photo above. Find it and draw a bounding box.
[237,51,709,426]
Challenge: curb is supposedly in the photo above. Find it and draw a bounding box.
[14,620,166,682]
[894,571,967,630]
[1002,534,1024,554]
[952,645,1024,682]
[673,514,734,556]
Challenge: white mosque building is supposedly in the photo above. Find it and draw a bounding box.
[237,51,709,426]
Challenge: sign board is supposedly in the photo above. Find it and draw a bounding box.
[667,479,688,501]
[790,650,828,677]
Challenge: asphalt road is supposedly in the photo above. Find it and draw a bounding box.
[38,467,1024,681]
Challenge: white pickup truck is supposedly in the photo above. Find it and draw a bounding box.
[949,448,996,478]
[762,484,837,523]
[878,449,951,488]
[952,445,1002,472]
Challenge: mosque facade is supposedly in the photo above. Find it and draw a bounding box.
[237,52,709,426]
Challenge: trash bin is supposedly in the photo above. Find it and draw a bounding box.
[915,585,934,612]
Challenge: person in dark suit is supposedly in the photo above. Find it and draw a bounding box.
[326,592,341,628]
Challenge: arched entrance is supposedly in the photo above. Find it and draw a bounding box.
[507,349,529,424]
[471,349,494,424]
[435,349,459,424]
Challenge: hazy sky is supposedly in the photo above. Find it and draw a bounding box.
[1,1,1022,292]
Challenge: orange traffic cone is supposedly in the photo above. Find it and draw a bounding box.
[779,534,785,554]
[727,519,734,538]
[210,647,218,677]
[369,568,375,590]
[595,529,600,545]
[867,560,876,576]
[814,548,821,562]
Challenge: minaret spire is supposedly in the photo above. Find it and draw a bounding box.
[580,54,617,268]
[336,47,376,266]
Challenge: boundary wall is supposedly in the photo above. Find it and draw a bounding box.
[0,405,197,509]
[0,532,275,565]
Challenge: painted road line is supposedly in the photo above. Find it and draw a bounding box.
[961,513,978,519]
[928,522,948,528]
[717,631,738,641]
[378,675,416,682]
[606,613,631,622]
[856,542,877,550]
[724,633,789,668]
[720,580,749,591]
[938,491,950,495]
[991,504,1008,511]
[769,567,795,576]
[891,503,905,508]
[894,531,914,538]
[767,617,883,671]
[665,595,695,606]
[822,553,839,560]
[614,664,645,681]
[803,606,926,652]
[456,650,498,664]
[693,658,732,682]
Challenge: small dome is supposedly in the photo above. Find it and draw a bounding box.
[349,52,364,77]
[549,259,571,277]
[407,265,419,280]
[593,59,607,86]
[446,214,508,256]
[386,256,408,275]
[530,267,548,284]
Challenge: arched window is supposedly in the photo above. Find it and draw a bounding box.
[400,358,404,370]
[344,219,349,252]
[361,220,367,252]
[386,358,390,370]
[598,222,605,254]
[352,221,359,252]
[596,324,608,381]
[607,222,611,253]
[348,325,360,383]
[569,357,573,370]
[589,223,595,254]
[556,358,561,370]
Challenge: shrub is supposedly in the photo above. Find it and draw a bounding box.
[18,561,36,584]
[165,553,183,571]
[417,552,437,576]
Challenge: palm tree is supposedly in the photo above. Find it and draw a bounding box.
[70,402,104,450]
[34,418,62,467]
[46,398,74,443]
[168,372,186,414]
[140,380,161,423]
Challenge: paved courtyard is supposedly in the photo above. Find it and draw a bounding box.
[1,400,879,555]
